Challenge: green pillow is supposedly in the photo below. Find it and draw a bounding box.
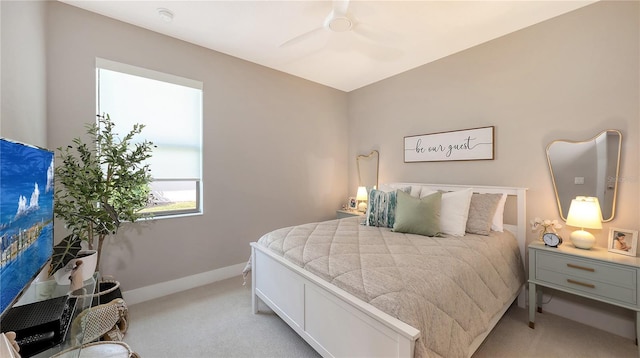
[393,190,442,236]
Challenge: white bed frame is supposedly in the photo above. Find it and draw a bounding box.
[251,183,527,358]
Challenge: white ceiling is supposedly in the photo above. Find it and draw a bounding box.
[61,0,597,92]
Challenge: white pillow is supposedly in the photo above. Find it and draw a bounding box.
[421,188,473,236]
[378,184,411,194]
[491,193,508,232]
[410,186,423,197]
[377,183,398,193]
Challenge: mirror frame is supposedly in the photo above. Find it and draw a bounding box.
[356,150,379,190]
[546,129,622,223]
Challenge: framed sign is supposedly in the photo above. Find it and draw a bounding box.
[404,126,494,162]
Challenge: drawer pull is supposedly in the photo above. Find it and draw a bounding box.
[567,263,595,272]
[567,279,595,289]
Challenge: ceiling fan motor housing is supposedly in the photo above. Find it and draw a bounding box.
[328,16,353,32]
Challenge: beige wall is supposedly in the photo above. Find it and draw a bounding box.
[0,0,48,146]
[348,0,638,241]
[348,0,639,336]
[44,2,348,290]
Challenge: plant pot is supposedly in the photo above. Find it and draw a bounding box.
[53,250,98,285]
[91,280,123,306]
[69,279,123,306]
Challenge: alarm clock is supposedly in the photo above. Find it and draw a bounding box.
[542,232,563,247]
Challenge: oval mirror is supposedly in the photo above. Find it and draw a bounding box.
[357,150,379,191]
[546,130,622,222]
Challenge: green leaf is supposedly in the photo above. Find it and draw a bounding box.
[48,234,83,276]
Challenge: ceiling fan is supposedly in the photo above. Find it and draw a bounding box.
[279,0,393,50]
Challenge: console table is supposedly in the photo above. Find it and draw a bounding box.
[13,273,99,358]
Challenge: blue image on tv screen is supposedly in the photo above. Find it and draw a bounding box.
[0,138,55,316]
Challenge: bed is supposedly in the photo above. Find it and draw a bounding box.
[250,183,527,357]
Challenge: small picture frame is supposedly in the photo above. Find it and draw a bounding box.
[608,228,638,257]
[348,197,357,210]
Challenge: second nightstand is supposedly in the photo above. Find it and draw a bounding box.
[528,241,640,350]
[336,210,364,219]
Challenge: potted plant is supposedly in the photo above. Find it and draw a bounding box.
[50,114,154,279]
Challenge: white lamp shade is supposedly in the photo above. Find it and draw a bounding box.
[356,186,368,201]
[566,196,602,230]
[566,196,602,250]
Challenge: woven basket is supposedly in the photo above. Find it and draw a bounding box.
[70,279,123,306]
[70,298,128,345]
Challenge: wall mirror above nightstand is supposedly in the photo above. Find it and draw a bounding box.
[546,129,622,222]
[356,150,379,192]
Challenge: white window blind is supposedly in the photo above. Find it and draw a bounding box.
[96,58,202,180]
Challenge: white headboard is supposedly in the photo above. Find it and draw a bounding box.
[384,183,528,264]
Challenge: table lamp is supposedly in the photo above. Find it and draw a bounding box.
[566,196,602,249]
[356,186,368,212]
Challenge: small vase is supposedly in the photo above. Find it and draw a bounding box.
[538,229,548,242]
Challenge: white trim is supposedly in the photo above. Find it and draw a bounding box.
[122,262,245,306]
[96,57,203,90]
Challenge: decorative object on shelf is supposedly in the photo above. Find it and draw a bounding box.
[546,129,622,222]
[68,260,85,291]
[348,197,357,210]
[404,126,494,162]
[52,114,154,273]
[608,228,638,257]
[530,217,563,242]
[566,196,602,249]
[356,186,368,212]
[542,232,562,247]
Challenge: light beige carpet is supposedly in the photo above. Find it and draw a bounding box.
[124,276,637,357]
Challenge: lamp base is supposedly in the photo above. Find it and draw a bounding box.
[357,202,367,212]
[570,230,596,249]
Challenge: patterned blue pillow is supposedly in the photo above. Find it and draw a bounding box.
[366,189,399,228]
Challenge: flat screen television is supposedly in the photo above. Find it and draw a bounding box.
[0,138,55,318]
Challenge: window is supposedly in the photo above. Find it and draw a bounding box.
[96,58,203,217]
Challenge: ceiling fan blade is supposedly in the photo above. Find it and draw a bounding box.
[279,26,324,48]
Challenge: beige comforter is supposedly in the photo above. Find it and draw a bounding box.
[257,216,525,358]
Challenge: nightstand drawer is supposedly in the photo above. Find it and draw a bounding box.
[336,210,364,219]
[536,267,637,305]
[536,250,636,289]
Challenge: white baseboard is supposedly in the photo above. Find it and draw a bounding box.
[122,262,246,306]
[532,289,635,339]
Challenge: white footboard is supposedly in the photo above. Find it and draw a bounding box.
[251,243,420,358]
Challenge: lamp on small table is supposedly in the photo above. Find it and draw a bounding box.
[566,196,602,250]
[356,186,368,212]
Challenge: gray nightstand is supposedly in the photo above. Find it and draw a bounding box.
[528,241,640,347]
[336,210,364,219]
